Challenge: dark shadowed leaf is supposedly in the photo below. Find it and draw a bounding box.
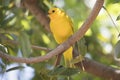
[114,40,120,61]
[0,13,15,27]
[48,65,65,76]
[6,66,24,72]
[48,65,79,76]
[116,14,120,21]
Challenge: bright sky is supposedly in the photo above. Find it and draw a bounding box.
[0,63,34,80]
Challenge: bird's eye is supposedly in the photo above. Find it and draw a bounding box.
[52,10,55,13]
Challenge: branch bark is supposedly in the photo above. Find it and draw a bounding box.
[21,0,50,32]
[1,0,120,80]
[75,58,120,80]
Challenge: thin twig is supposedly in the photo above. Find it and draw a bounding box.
[103,6,120,35]
[1,36,51,51]
[31,45,51,52]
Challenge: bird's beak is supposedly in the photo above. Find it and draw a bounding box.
[47,12,51,18]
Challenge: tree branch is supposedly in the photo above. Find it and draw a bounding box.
[0,50,120,80]
[75,58,120,80]
[21,0,50,32]
[2,36,51,52]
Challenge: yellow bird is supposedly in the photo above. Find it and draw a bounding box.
[48,7,74,67]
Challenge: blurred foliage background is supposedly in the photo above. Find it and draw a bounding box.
[0,0,120,80]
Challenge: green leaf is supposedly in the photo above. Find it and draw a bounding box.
[48,65,79,76]
[114,40,120,61]
[71,55,84,64]
[0,44,8,53]
[0,13,15,27]
[116,14,120,21]
[48,65,65,76]
[19,32,32,57]
[60,67,79,76]
[0,60,6,73]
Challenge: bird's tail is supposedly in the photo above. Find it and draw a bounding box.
[63,47,73,67]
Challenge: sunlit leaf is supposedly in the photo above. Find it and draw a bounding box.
[21,19,31,30]
[0,44,8,53]
[42,34,50,44]
[111,65,120,69]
